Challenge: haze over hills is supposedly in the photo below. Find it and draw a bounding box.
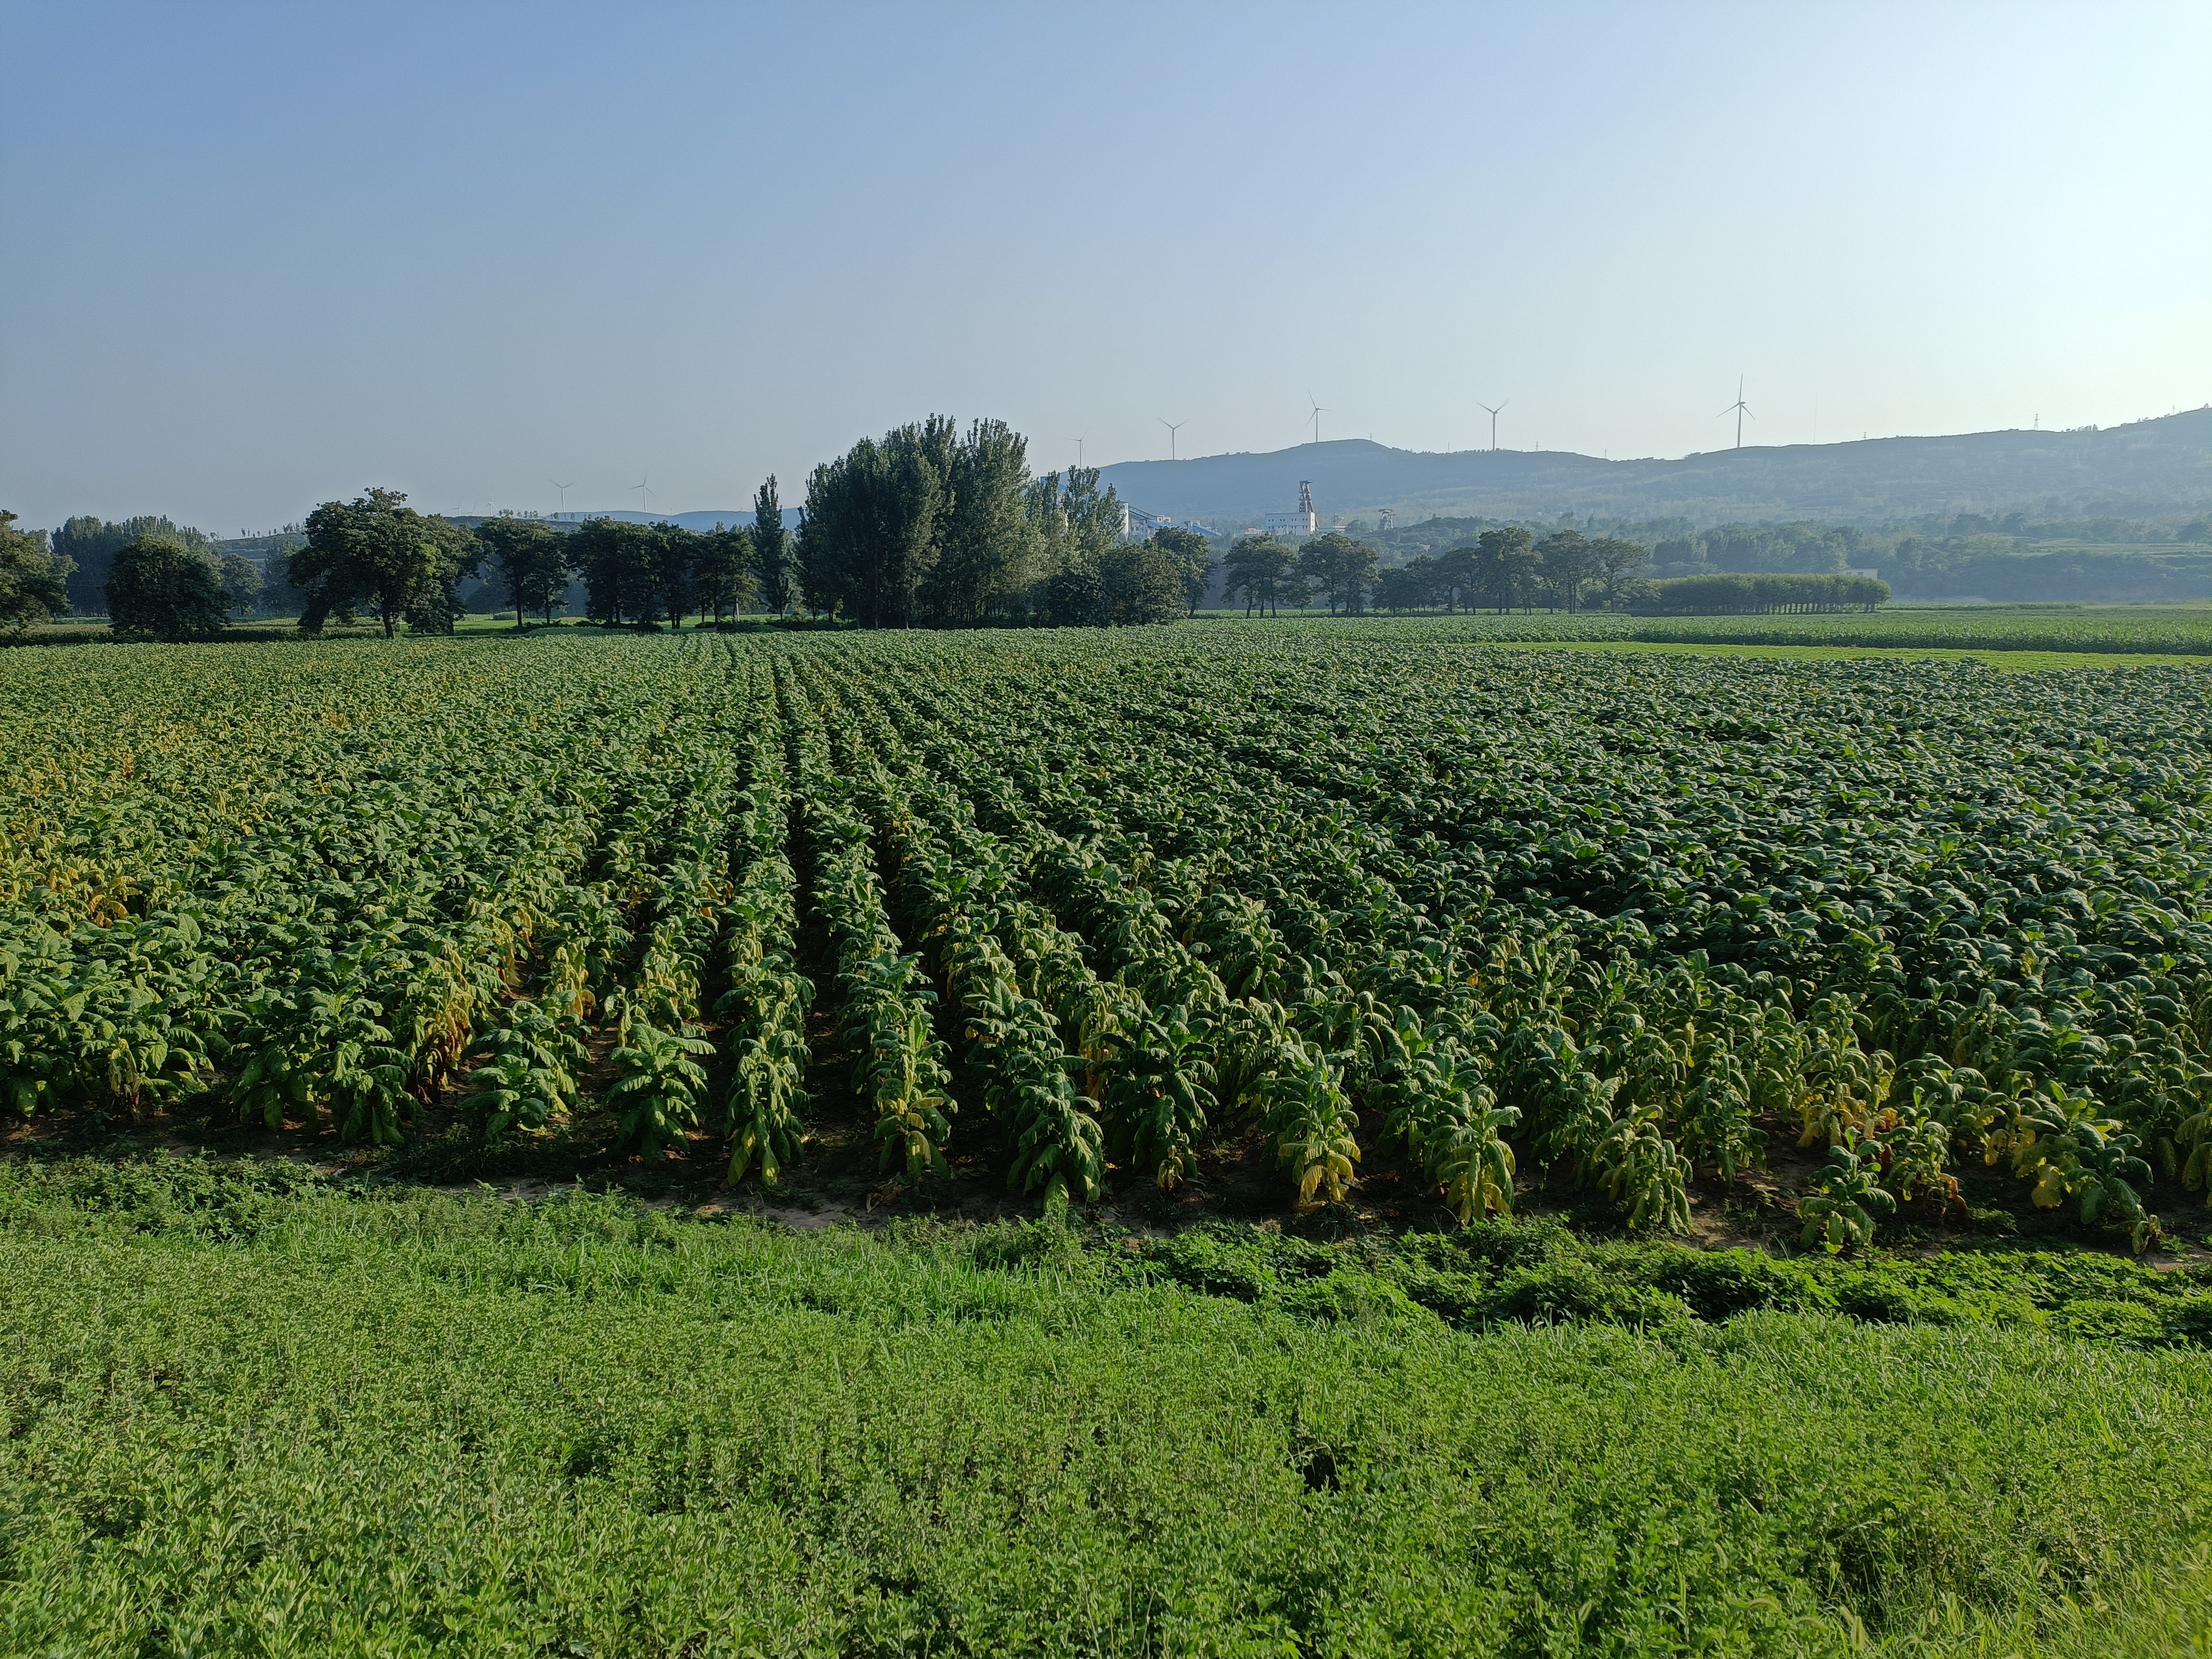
[546,509,755,532]
[401,411,2212,539]
[217,412,2210,547]
[1097,408,2212,530]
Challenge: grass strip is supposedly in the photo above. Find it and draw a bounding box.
[0,1155,2207,1656]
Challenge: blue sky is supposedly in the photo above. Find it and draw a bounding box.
[3,1,2206,533]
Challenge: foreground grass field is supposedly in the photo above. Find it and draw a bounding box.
[2,1155,2209,1658]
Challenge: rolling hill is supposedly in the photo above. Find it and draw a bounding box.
[1097,408,2212,529]
[547,509,756,532]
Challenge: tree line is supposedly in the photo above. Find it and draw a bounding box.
[0,513,276,639]
[1638,571,1891,613]
[280,478,804,639]
[45,517,273,617]
[1222,526,1651,617]
[0,482,797,641]
[2,414,1230,641]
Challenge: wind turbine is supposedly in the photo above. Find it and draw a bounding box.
[1720,377,1754,449]
[549,478,577,513]
[1476,400,1508,452]
[1070,435,1088,469]
[1306,392,1328,444]
[1160,418,1185,460]
[632,472,655,517]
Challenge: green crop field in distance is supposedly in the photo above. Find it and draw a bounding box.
[1193,604,2212,655]
[1488,638,2212,670]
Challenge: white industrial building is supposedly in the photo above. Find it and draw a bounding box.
[1263,481,1317,540]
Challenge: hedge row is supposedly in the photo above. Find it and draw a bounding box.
[1633,572,1891,614]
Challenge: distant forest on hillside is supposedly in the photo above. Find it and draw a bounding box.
[1343,508,2212,606]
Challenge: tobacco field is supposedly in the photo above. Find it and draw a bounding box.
[6,629,2212,1249]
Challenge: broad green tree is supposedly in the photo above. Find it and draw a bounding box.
[107,536,229,640]
[50,515,218,615]
[1297,531,1380,616]
[692,524,756,624]
[641,522,699,628]
[399,516,480,634]
[477,516,571,627]
[1473,526,1537,612]
[1537,529,1599,612]
[220,553,264,616]
[1590,536,1650,610]
[1434,544,1477,612]
[0,510,69,635]
[293,489,477,637]
[1377,554,1441,612]
[1150,526,1216,617]
[1224,536,1304,617]
[571,517,654,627]
[1095,542,1185,626]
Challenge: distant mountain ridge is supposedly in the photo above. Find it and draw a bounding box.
[1096,409,2212,529]
[547,509,755,532]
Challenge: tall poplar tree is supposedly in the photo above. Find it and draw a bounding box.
[752,477,793,614]
[924,419,1034,626]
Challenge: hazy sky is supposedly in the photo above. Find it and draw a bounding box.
[4,1,2207,533]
